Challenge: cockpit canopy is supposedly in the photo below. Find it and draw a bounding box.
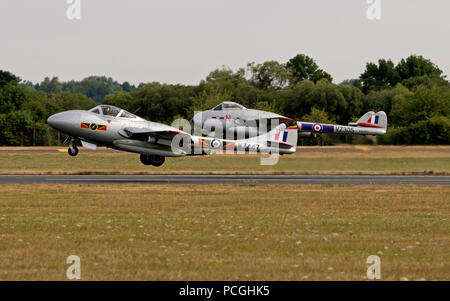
[212,101,246,111]
[89,105,139,119]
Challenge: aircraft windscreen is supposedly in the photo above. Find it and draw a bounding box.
[213,102,246,111]
[101,105,121,117]
[222,103,244,110]
[119,111,136,118]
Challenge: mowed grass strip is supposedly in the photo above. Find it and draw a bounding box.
[0,184,448,280]
[0,146,449,174]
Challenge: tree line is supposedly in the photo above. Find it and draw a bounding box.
[0,53,448,146]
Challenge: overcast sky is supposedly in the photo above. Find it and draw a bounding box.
[0,0,448,85]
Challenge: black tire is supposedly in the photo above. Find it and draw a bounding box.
[140,154,152,165]
[151,155,165,167]
[68,146,79,157]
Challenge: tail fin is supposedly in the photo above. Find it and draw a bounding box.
[266,122,298,149]
[352,111,388,130]
[246,122,298,154]
[195,121,298,155]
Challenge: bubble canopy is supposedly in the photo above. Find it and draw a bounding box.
[89,105,140,119]
[212,101,246,111]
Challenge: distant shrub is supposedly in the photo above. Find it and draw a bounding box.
[378,117,450,145]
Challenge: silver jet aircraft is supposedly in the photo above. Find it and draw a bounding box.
[192,101,387,138]
[193,102,285,138]
[47,105,299,166]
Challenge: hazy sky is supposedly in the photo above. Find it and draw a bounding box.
[0,0,448,85]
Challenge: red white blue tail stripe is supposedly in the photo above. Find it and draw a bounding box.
[274,131,289,143]
[358,114,383,128]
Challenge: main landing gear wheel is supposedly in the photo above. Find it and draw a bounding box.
[140,154,165,167]
[68,145,79,157]
[151,155,165,167]
[140,154,153,165]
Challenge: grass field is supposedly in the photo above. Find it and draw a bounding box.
[0,146,449,175]
[0,184,448,281]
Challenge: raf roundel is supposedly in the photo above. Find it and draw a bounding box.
[210,139,222,149]
[313,123,322,133]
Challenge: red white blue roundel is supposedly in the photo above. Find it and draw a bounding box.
[210,139,222,149]
[313,123,322,132]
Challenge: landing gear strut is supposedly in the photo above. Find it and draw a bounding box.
[140,154,165,167]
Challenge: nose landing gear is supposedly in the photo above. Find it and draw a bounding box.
[68,145,79,157]
[64,136,79,157]
[140,154,165,167]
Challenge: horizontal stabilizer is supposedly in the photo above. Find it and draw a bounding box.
[267,140,295,149]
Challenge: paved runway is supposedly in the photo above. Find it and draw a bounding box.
[0,174,448,185]
[1,146,449,153]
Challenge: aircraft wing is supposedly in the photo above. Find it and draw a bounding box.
[118,127,190,141]
[234,116,297,128]
[114,127,192,157]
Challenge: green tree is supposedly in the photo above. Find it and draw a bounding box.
[278,80,315,120]
[303,79,348,124]
[62,76,123,102]
[395,55,444,81]
[286,54,332,85]
[363,84,413,119]
[390,85,450,127]
[408,117,450,144]
[203,67,246,86]
[0,70,20,88]
[0,110,34,145]
[359,59,400,93]
[401,75,449,92]
[190,87,233,114]
[103,91,136,112]
[359,55,445,94]
[337,84,364,122]
[0,81,27,113]
[38,77,63,93]
[129,83,195,122]
[340,79,357,86]
[379,116,450,145]
[197,67,260,109]
[301,107,335,124]
[247,61,291,90]
[121,81,136,92]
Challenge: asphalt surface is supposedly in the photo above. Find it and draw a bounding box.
[0,174,448,185]
[1,146,449,153]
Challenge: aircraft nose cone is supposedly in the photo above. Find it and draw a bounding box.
[47,111,81,133]
[47,112,66,129]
